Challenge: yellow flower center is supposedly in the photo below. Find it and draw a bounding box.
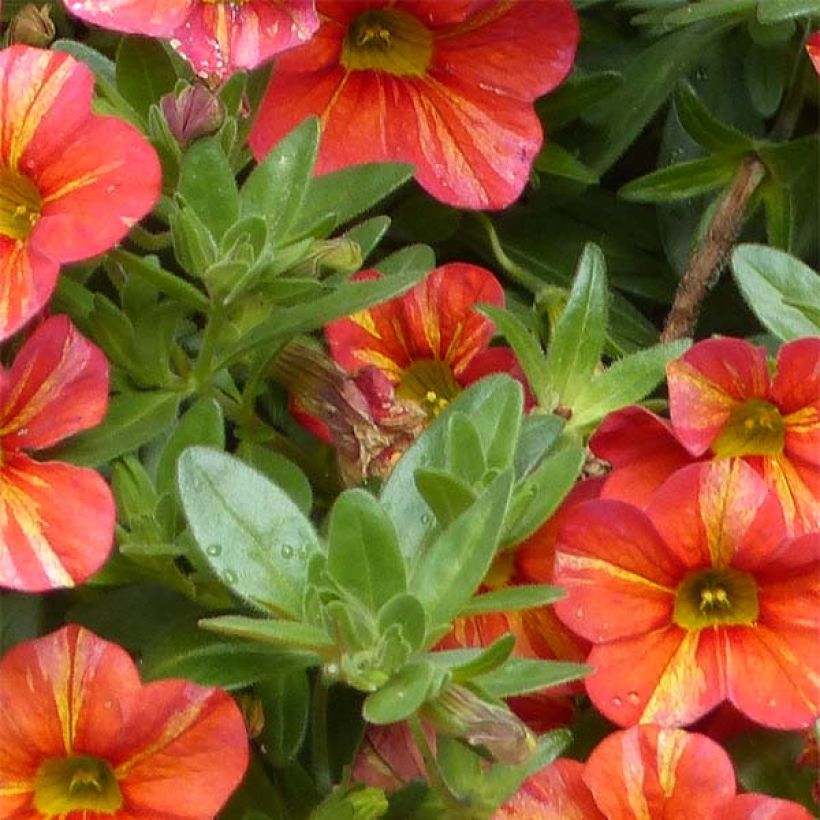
[397,359,461,419]
[673,567,759,630]
[712,399,786,457]
[341,9,433,77]
[0,166,41,241]
[33,755,123,815]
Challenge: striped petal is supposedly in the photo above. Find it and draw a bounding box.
[326,264,503,379]
[0,237,58,343]
[582,726,735,818]
[63,0,193,37]
[724,794,815,820]
[0,315,108,450]
[667,337,771,456]
[0,455,114,592]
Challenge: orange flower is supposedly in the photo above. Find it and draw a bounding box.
[325,264,531,419]
[553,459,819,729]
[807,32,820,75]
[0,625,248,818]
[0,46,160,341]
[498,725,814,819]
[250,0,579,209]
[0,315,115,592]
[65,0,318,80]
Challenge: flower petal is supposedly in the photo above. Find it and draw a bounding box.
[590,405,696,507]
[758,453,820,536]
[64,0,192,37]
[667,337,770,456]
[0,238,58,343]
[724,793,815,820]
[326,264,503,379]
[586,627,723,727]
[0,315,108,450]
[459,346,535,408]
[582,725,735,818]
[553,499,681,643]
[32,115,161,264]
[0,455,114,592]
[109,680,248,817]
[169,0,319,78]
[496,758,604,819]
[0,625,139,816]
[646,460,787,571]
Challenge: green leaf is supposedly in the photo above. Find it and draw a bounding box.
[534,142,598,184]
[757,0,820,22]
[236,443,313,517]
[674,82,754,154]
[178,448,320,617]
[410,471,513,628]
[199,615,333,651]
[240,118,319,240]
[47,391,180,467]
[363,660,437,724]
[293,162,414,237]
[474,658,591,698]
[52,39,116,84]
[342,216,391,261]
[378,593,428,653]
[536,70,622,130]
[731,244,820,340]
[448,634,516,682]
[504,446,585,545]
[116,37,177,120]
[414,469,477,528]
[258,670,311,766]
[479,305,551,403]
[178,137,239,240]
[544,243,607,406]
[156,399,224,499]
[373,243,436,277]
[620,155,740,203]
[514,414,565,478]
[569,339,691,430]
[461,585,566,617]
[445,413,486,486]
[327,489,406,613]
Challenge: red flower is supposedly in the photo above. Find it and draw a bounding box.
[324,264,531,420]
[591,337,820,533]
[497,725,814,819]
[0,315,115,592]
[0,46,160,342]
[553,459,819,729]
[807,32,820,75]
[0,625,248,818]
[65,0,318,80]
[250,0,579,209]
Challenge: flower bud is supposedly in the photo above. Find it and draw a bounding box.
[160,84,225,146]
[6,4,56,47]
[290,238,363,278]
[424,684,537,765]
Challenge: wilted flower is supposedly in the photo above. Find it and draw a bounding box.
[66,0,319,80]
[553,459,819,729]
[0,46,160,341]
[0,625,248,817]
[250,0,579,209]
[497,725,814,819]
[0,315,115,592]
[5,4,56,47]
[160,83,226,145]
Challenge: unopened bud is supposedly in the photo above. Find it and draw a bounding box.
[424,684,536,765]
[160,84,225,146]
[290,238,363,279]
[6,4,56,47]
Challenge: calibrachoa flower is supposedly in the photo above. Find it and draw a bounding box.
[324,264,531,420]
[496,725,814,819]
[591,337,820,533]
[0,315,115,592]
[553,459,819,729]
[0,46,160,342]
[65,0,319,80]
[0,625,248,818]
[250,0,580,209]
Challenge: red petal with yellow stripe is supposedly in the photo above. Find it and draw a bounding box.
[0,625,248,818]
[250,0,579,209]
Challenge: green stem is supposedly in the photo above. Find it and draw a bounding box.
[408,715,470,816]
[192,301,226,385]
[474,213,546,294]
[312,675,333,795]
[129,224,173,252]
